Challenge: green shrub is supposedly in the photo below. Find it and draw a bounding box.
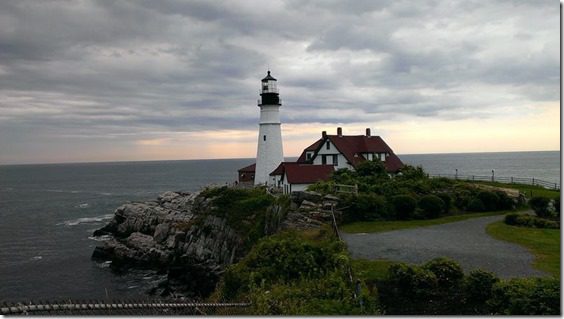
[488,277,560,315]
[377,260,560,315]
[504,213,519,225]
[504,214,559,229]
[477,191,500,211]
[467,198,486,212]
[391,194,417,220]
[398,165,427,180]
[529,196,551,218]
[436,193,452,214]
[423,258,464,289]
[378,263,438,314]
[418,195,445,219]
[453,189,472,209]
[495,191,515,210]
[355,159,388,178]
[217,232,370,315]
[341,193,389,222]
[463,270,499,314]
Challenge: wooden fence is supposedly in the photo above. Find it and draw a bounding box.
[429,174,560,190]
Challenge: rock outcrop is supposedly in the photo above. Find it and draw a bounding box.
[91,188,339,298]
[281,191,341,229]
[91,190,244,298]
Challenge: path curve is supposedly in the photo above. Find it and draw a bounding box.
[342,214,546,278]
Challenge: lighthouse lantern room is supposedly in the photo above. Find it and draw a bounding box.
[254,71,284,185]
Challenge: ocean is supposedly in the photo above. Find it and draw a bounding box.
[0,151,559,302]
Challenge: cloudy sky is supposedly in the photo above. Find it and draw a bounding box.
[0,0,559,164]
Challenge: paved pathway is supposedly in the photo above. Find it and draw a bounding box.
[342,215,547,278]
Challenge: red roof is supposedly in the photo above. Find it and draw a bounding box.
[283,163,334,184]
[297,139,323,162]
[238,163,256,172]
[269,161,290,176]
[297,134,404,173]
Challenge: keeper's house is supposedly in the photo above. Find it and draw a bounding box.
[296,127,404,172]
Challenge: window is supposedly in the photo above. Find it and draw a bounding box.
[322,155,327,165]
[326,141,330,150]
[306,152,312,160]
[333,154,338,166]
[263,135,266,141]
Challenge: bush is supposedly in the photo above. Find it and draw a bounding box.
[378,263,438,314]
[391,194,417,220]
[504,213,519,225]
[436,193,452,214]
[467,198,486,212]
[463,270,499,314]
[554,197,560,214]
[423,258,464,289]
[217,232,370,315]
[529,197,551,218]
[355,159,388,178]
[341,193,389,222]
[504,214,559,229]
[477,191,500,211]
[495,191,515,210]
[488,277,560,315]
[418,195,445,219]
[377,260,560,315]
[453,189,472,210]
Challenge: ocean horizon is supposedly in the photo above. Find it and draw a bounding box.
[0,149,559,167]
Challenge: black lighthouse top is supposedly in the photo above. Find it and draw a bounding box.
[259,70,281,106]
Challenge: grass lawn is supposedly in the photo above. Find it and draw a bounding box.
[486,221,560,277]
[468,181,560,199]
[341,210,517,234]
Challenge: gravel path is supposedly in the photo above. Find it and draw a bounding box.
[342,214,547,278]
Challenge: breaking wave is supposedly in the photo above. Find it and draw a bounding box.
[57,214,114,226]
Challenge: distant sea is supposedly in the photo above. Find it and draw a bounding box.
[0,151,559,302]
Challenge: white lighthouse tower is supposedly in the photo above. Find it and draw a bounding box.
[254,71,284,185]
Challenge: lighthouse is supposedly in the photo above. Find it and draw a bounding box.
[254,71,284,185]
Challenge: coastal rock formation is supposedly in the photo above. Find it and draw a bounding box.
[91,188,338,298]
[92,190,244,297]
[281,191,341,229]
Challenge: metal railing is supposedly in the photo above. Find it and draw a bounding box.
[1,300,251,316]
[429,174,560,190]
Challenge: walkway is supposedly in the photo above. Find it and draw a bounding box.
[342,214,546,278]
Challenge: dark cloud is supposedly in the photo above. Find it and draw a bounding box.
[0,0,558,163]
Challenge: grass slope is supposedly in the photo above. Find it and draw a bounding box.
[341,210,513,234]
[486,221,560,277]
[469,181,560,199]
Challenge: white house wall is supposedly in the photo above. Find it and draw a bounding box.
[312,139,353,170]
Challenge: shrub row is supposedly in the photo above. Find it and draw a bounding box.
[340,189,513,223]
[504,213,559,229]
[377,258,560,315]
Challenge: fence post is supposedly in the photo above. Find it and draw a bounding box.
[532,178,535,186]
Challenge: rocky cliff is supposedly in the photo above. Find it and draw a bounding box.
[91,188,339,298]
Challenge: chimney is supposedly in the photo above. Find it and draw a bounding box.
[366,128,371,137]
[337,127,342,137]
[322,131,327,138]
